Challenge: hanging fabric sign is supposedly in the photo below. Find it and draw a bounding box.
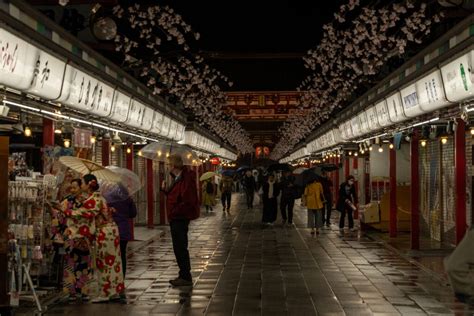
[416,69,450,112]
[73,128,92,148]
[375,100,391,127]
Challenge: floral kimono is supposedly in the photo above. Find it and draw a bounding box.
[62,194,93,296]
[89,192,125,298]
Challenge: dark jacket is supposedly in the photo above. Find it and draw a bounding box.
[262,181,280,201]
[243,175,256,193]
[163,167,199,221]
[320,177,333,202]
[110,197,137,241]
[279,175,297,200]
[336,182,358,211]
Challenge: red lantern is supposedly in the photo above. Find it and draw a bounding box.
[210,157,220,165]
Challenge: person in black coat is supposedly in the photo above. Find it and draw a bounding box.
[243,170,256,209]
[337,175,358,231]
[262,174,280,225]
[279,170,297,225]
[320,171,333,226]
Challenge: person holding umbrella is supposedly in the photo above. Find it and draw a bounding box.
[337,175,358,232]
[320,170,334,227]
[303,176,325,235]
[201,172,217,212]
[279,170,297,226]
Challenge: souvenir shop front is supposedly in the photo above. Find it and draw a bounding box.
[283,16,474,248]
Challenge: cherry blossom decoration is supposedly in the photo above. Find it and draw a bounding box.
[271,0,444,160]
[112,4,253,154]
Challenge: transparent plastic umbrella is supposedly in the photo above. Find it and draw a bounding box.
[139,142,201,166]
[100,166,143,203]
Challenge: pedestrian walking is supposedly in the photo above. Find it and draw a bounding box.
[161,154,199,287]
[219,175,233,212]
[202,178,216,212]
[279,170,297,225]
[320,171,333,226]
[262,174,280,225]
[337,175,358,232]
[108,184,138,278]
[303,178,325,235]
[444,227,474,302]
[243,170,256,209]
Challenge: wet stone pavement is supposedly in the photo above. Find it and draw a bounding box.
[37,194,474,315]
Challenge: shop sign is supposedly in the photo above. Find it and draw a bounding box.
[0,28,38,90]
[109,90,131,123]
[150,111,163,134]
[176,124,185,141]
[375,100,391,127]
[441,52,474,102]
[141,106,154,131]
[127,99,146,128]
[160,116,171,137]
[416,69,450,112]
[386,92,408,123]
[25,50,66,100]
[350,116,361,137]
[93,84,115,118]
[401,83,423,117]
[168,120,178,140]
[345,121,354,139]
[358,111,369,134]
[73,128,92,148]
[366,106,380,131]
[338,123,347,140]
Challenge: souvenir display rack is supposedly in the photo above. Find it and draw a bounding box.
[7,179,47,312]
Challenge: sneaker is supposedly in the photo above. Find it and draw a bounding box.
[169,278,193,287]
[81,294,90,302]
[91,296,110,303]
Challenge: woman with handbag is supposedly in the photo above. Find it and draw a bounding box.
[303,177,325,235]
[337,175,358,232]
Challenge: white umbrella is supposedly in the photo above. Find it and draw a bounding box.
[59,156,121,183]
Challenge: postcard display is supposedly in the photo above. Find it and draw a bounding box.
[6,177,57,311]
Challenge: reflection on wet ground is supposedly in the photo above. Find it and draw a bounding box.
[25,194,474,315]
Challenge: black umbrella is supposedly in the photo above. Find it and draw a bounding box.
[294,168,323,188]
[267,163,293,173]
[236,165,251,173]
[319,163,339,172]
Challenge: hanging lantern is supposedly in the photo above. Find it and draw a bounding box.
[210,157,220,165]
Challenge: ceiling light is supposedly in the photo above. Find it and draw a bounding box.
[54,126,62,134]
[369,146,373,151]
[389,143,394,149]
[90,135,96,144]
[111,144,116,152]
[441,137,448,145]
[24,125,32,137]
[63,138,71,148]
[126,147,132,154]
[421,140,427,147]
[354,152,358,157]
[470,128,474,136]
[378,146,383,153]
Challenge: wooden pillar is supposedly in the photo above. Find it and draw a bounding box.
[146,159,154,228]
[102,139,110,167]
[42,118,55,147]
[126,144,134,240]
[411,131,420,250]
[159,162,166,225]
[0,137,9,314]
[389,145,397,237]
[455,118,467,244]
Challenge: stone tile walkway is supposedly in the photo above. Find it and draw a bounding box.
[34,194,474,315]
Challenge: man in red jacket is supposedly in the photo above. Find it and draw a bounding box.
[161,154,199,287]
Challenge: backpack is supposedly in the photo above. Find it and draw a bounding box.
[221,178,233,192]
[206,181,214,194]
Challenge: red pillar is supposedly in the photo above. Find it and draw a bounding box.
[353,157,359,219]
[102,139,110,167]
[43,118,55,147]
[335,156,340,203]
[411,131,420,250]
[126,144,135,240]
[389,145,397,237]
[455,118,467,244]
[196,165,202,205]
[344,157,350,180]
[159,162,166,224]
[146,159,154,228]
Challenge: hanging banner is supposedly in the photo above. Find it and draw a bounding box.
[386,92,408,123]
[358,111,369,134]
[127,99,146,128]
[25,50,66,100]
[73,128,92,148]
[150,111,163,134]
[375,100,391,127]
[168,120,178,140]
[350,116,361,137]
[109,90,131,123]
[176,124,185,141]
[366,106,380,131]
[0,28,38,90]
[441,51,474,102]
[160,116,171,137]
[141,106,154,131]
[416,69,450,112]
[401,83,423,117]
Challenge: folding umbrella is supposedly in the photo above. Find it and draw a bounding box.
[101,166,142,203]
[199,171,218,181]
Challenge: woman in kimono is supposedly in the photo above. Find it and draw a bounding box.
[61,178,91,301]
[79,174,125,303]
